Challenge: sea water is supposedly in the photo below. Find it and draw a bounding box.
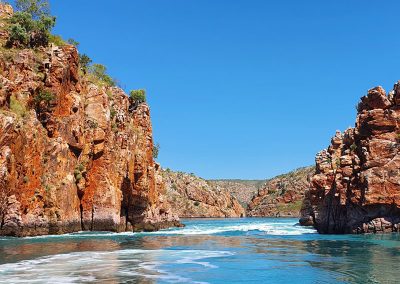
[0,218,399,283]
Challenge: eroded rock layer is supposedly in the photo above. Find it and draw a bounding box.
[300,84,400,233]
[0,6,179,236]
[162,170,245,218]
[247,167,314,217]
[207,179,263,208]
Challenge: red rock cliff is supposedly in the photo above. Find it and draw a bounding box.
[162,170,245,218]
[0,5,180,236]
[300,83,400,233]
[247,166,314,217]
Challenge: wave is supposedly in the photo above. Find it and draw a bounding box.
[0,231,136,241]
[0,249,231,283]
[0,220,316,241]
[152,221,317,236]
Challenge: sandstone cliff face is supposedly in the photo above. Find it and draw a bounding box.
[162,170,245,218]
[0,5,179,236]
[207,179,262,207]
[300,84,400,233]
[247,167,314,217]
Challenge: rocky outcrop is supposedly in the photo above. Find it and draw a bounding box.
[300,84,400,233]
[247,167,314,217]
[0,5,180,236]
[162,170,245,218]
[207,179,263,207]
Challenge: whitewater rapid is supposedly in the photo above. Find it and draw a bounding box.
[148,219,316,236]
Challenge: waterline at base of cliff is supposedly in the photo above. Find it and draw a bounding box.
[1,218,399,283]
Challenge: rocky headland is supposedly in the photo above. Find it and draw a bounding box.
[162,170,245,218]
[247,167,314,217]
[0,4,180,236]
[300,84,400,233]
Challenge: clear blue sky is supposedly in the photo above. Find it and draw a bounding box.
[21,1,400,179]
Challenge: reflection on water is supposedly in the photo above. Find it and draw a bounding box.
[0,238,121,264]
[0,218,399,283]
[303,238,400,283]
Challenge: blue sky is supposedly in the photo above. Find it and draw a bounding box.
[20,1,400,179]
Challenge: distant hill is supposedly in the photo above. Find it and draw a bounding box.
[162,170,245,218]
[247,166,314,217]
[207,180,264,208]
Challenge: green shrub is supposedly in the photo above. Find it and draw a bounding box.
[6,1,55,48]
[77,163,85,172]
[30,15,56,47]
[10,95,27,117]
[130,89,146,103]
[44,184,51,193]
[79,54,92,74]
[9,11,35,31]
[48,34,66,46]
[67,38,79,47]
[153,143,160,159]
[110,107,116,119]
[106,90,113,99]
[74,163,85,182]
[88,64,115,87]
[276,200,303,212]
[7,11,55,48]
[8,23,30,46]
[75,173,82,182]
[111,122,118,133]
[34,89,54,106]
[16,0,49,19]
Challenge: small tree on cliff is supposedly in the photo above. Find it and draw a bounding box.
[16,0,50,19]
[33,89,54,107]
[153,143,160,159]
[130,89,146,104]
[67,38,79,47]
[88,64,116,87]
[7,0,56,48]
[79,54,92,74]
[129,89,146,111]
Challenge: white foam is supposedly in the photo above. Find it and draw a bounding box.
[22,231,135,239]
[0,249,231,283]
[0,220,316,240]
[153,221,317,236]
[0,230,136,241]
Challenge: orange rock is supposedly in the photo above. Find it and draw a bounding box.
[247,167,314,217]
[0,18,180,236]
[300,82,400,233]
[162,170,245,218]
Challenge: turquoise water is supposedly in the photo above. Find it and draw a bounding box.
[0,218,399,283]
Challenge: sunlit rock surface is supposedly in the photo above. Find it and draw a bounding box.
[162,170,245,218]
[301,83,400,233]
[0,5,180,236]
